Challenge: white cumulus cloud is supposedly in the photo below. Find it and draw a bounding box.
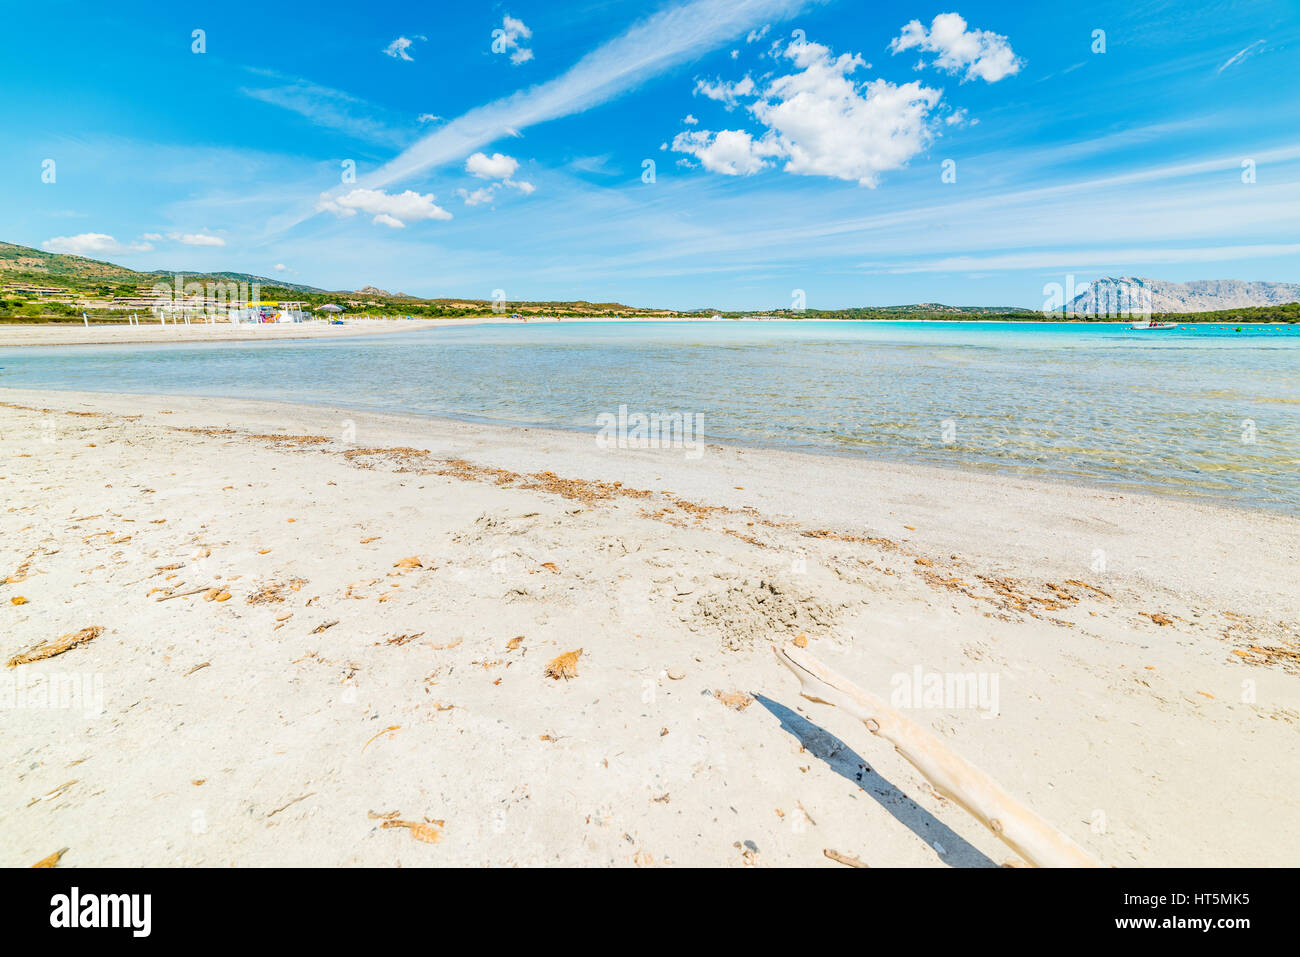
[694,74,756,108]
[460,152,535,204]
[671,129,780,176]
[466,151,520,179]
[890,13,1022,83]
[384,35,425,61]
[316,187,452,227]
[457,187,497,206]
[672,38,943,186]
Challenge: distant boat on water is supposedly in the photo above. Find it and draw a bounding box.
[1130,319,1178,330]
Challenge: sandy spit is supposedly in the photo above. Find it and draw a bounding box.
[1,387,1296,867]
[0,315,731,348]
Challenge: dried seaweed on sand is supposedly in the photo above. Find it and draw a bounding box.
[545,649,582,679]
[8,626,103,668]
[823,848,868,868]
[31,848,68,868]
[713,689,753,711]
[381,819,444,843]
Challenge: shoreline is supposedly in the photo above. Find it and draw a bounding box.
[4,387,1295,606]
[1,316,1291,348]
[3,388,1296,866]
[4,381,1292,520]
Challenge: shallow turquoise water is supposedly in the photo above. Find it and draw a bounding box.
[3,321,1298,511]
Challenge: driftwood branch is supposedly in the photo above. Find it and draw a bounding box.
[772,643,1099,868]
[823,848,869,868]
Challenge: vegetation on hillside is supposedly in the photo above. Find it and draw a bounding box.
[1,241,1295,323]
[1152,302,1300,323]
[0,241,687,321]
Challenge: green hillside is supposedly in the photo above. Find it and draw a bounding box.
[0,241,688,321]
[2,241,1295,323]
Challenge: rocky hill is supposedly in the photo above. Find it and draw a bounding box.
[1068,277,1300,314]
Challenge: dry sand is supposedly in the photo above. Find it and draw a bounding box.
[0,315,717,348]
[2,387,1297,867]
[0,318,486,347]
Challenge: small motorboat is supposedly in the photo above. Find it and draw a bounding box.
[1130,319,1177,330]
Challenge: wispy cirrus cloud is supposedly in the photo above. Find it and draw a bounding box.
[567,153,619,175]
[1216,39,1264,74]
[240,69,409,147]
[41,233,152,255]
[174,232,226,247]
[277,0,813,238]
[350,0,815,194]
[493,128,1300,291]
[861,243,1300,274]
[141,231,225,246]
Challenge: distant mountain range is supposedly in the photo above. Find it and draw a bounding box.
[1068,277,1300,314]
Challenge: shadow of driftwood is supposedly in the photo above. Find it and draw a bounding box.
[755,693,996,868]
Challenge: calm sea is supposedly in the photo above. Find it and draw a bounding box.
[3,320,1297,511]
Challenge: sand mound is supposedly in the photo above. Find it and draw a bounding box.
[690,578,839,651]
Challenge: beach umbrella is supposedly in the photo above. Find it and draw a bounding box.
[316,304,344,313]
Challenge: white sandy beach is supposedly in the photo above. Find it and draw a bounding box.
[2,386,1297,867]
[0,315,721,348]
[0,318,495,348]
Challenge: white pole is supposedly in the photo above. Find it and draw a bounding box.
[82,312,89,327]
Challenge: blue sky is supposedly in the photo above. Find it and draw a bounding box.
[3,0,1298,309]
